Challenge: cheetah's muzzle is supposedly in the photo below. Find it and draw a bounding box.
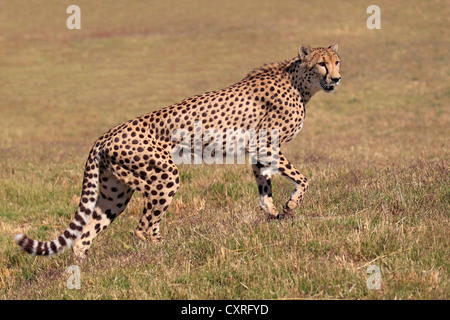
[320,81,337,93]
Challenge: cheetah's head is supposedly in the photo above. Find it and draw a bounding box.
[298,44,341,94]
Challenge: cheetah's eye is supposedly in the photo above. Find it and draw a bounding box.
[318,62,326,67]
[336,61,340,66]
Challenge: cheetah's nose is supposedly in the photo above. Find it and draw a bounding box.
[331,77,341,84]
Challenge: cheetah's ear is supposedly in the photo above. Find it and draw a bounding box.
[298,44,312,60]
[328,44,338,53]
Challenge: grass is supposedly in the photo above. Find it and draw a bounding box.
[0,0,449,299]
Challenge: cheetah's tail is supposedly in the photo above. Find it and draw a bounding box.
[14,150,101,257]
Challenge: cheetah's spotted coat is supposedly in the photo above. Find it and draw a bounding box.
[15,44,341,262]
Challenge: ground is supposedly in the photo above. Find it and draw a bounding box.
[0,0,448,299]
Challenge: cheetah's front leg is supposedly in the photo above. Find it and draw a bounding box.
[278,154,309,217]
[252,163,279,218]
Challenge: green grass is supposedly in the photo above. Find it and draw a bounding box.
[0,0,449,299]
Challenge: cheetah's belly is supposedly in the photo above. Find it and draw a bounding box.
[288,120,304,141]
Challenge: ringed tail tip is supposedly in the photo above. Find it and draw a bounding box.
[14,233,27,246]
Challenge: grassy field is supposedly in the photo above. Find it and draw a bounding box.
[0,0,448,300]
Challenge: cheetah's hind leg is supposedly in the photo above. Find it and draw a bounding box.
[72,166,134,262]
[107,155,181,244]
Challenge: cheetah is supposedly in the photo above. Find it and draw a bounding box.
[15,44,341,262]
